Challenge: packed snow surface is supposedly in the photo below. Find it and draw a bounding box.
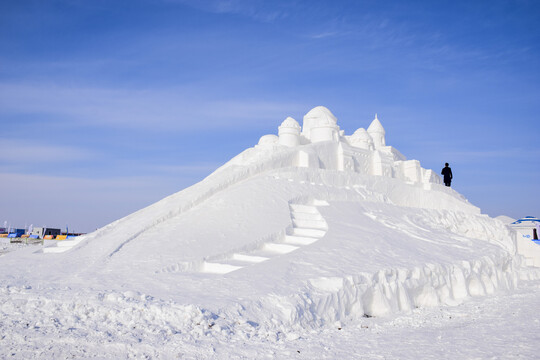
[1,106,539,358]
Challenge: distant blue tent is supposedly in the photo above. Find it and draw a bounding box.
[511,216,540,225]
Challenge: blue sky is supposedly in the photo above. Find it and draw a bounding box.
[1,0,539,232]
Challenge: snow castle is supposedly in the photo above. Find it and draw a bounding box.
[256,105,442,187]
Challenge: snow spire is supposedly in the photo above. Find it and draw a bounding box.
[367,114,386,149]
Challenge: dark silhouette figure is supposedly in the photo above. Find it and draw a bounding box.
[441,163,452,187]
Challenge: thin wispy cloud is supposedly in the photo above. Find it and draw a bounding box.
[0,140,96,164]
[169,0,290,22]
[0,82,304,131]
[444,148,540,163]
[309,31,341,39]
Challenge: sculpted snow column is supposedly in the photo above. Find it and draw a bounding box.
[367,114,386,149]
[302,106,340,143]
[278,117,301,147]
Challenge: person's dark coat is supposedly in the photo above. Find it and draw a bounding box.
[441,166,452,184]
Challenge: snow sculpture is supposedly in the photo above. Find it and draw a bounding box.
[257,134,278,146]
[302,106,340,143]
[251,106,442,186]
[369,151,393,177]
[367,114,386,149]
[349,128,374,150]
[423,169,442,185]
[278,117,301,147]
[403,160,422,183]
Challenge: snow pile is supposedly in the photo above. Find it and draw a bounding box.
[1,106,539,357]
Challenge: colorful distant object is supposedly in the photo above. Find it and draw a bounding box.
[510,216,540,266]
[30,227,61,239]
[510,216,540,241]
[8,229,25,238]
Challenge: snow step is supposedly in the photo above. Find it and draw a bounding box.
[289,204,318,214]
[312,199,330,206]
[201,262,243,274]
[43,247,69,254]
[232,253,269,263]
[262,243,299,254]
[291,212,323,221]
[283,235,319,246]
[56,240,81,247]
[292,219,327,230]
[291,228,326,238]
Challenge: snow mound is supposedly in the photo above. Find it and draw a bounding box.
[1,106,538,356]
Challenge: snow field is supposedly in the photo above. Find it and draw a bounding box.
[0,238,42,255]
[1,254,536,359]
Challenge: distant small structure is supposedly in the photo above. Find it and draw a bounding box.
[510,216,540,267]
[510,216,540,241]
[31,227,61,239]
[7,229,25,238]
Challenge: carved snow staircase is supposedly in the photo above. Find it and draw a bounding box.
[201,199,329,274]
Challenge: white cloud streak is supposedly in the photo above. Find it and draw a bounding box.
[169,0,289,22]
[0,140,96,164]
[0,82,304,131]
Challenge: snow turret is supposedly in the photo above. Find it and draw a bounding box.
[349,128,374,150]
[278,117,301,147]
[367,114,386,149]
[302,106,340,143]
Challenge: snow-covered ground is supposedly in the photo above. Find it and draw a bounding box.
[0,238,42,256]
[1,107,539,358]
[1,277,538,359]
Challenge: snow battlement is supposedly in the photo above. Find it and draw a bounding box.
[255,106,442,186]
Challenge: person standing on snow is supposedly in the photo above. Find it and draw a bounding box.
[441,163,453,187]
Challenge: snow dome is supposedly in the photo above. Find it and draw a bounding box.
[367,114,386,149]
[257,134,278,146]
[302,106,340,143]
[278,117,301,147]
[349,128,374,150]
